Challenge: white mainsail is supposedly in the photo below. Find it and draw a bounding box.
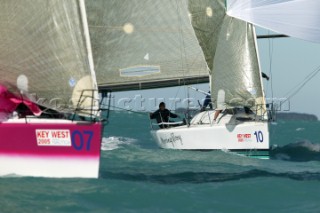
[227,0,320,43]
[86,0,209,91]
[0,0,99,116]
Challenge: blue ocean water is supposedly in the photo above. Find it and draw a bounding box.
[1,111,320,213]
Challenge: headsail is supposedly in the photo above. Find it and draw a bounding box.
[227,0,320,43]
[188,0,267,116]
[212,16,266,115]
[0,0,99,116]
[86,0,209,91]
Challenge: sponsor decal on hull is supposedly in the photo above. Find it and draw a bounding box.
[237,131,265,143]
[36,129,71,146]
[160,133,183,147]
[237,133,252,143]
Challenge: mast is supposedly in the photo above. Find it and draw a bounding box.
[70,0,100,117]
[79,0,97,90]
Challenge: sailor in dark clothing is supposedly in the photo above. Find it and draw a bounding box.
[150,102,178,128]
[201,72,269,113]
[201,91,212,111]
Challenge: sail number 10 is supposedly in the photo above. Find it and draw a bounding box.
[254,131,264,142]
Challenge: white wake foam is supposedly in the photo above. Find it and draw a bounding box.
[101,136,137,151]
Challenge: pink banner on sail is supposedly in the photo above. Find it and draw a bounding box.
[0,84,41,116]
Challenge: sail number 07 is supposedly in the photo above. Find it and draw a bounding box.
[72,130,93,151]
[254,131,263,142]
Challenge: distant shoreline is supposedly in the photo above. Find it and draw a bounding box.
[275,112,318,121]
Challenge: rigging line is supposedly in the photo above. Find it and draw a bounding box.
[184,24,210,87]
[171,0,188,109]
[282,65,320,102]
[109,105,150,115]
[176,1,209,109]
[175,0,188,85]
[176,3,210,102]
[283,64,320,97]
[268,30,274,101]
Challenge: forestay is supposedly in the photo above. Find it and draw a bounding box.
[86,0,209,91]
[0,0,99,116]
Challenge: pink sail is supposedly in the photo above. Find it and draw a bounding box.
[0,84,42,116]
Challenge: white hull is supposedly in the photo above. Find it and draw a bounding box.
[151,111,269,157]
[0,155,99,178]
[0,118,102,178]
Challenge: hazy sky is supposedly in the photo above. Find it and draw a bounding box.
[113,29,320,119]
[258,32,320,119]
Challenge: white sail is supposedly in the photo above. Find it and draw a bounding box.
[0,0,99,116]
[189,0,266,115]
[212,16,266,115]
[227,0,320,43]
[86,0,209,91]
[188,0,226,72]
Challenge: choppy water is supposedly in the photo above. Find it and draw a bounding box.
[1,111,320,213]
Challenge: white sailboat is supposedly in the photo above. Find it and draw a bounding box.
[0,0,104,178]
[150,0,320,158]
[151,0,269,158]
